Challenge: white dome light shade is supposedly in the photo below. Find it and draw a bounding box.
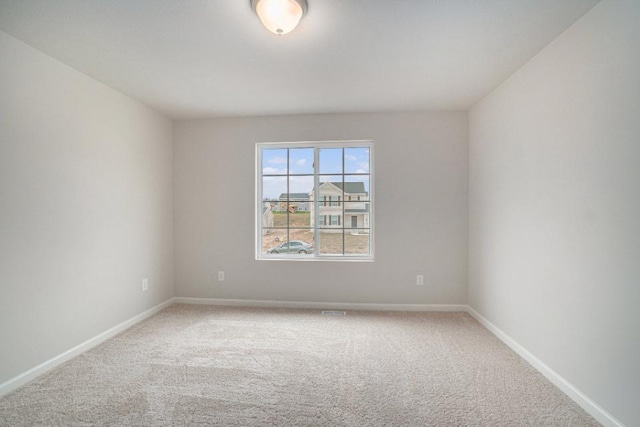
[252,0,307,35]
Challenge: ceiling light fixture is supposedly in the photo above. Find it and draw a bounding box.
[251,0,307,36]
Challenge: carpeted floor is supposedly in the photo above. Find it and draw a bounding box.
[0,304,600,426]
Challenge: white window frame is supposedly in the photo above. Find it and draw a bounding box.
[256,140,374,261]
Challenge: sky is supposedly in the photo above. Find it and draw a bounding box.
[261,147,370,200]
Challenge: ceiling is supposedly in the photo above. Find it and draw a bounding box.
[0,0,599,119]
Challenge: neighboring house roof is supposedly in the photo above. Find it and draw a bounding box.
[279,193,310,200]
[318,182,367,195]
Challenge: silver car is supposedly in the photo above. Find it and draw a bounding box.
[267,240,313,254]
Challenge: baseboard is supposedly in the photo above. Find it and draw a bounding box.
[175,297,467,312]
[0,297,176,397]
[466,306,625,427]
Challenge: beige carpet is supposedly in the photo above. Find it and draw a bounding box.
[0,304,599,426]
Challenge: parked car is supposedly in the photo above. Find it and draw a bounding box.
[267,240,313,254]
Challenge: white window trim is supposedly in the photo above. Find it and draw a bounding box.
[255,140,374,262]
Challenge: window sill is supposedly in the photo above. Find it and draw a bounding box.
[256,254,373,262]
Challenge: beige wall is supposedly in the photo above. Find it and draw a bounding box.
[0,32,174,384]
[468,1,640,425]
[174,112,468,304]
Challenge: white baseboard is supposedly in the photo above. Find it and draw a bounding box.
[466,306,625,427]
[0,297,176,397]
[175,297,467,312]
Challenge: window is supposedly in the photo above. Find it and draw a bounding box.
[257,141,373,260]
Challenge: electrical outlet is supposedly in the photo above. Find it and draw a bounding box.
[218,271,225,281]
[416,275,424,285]
[142,278,149,291]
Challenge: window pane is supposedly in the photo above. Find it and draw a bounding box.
[318,205,342,228]
[261,200,277,230]
[261,229,288,255]
[287,203,313,228]
[345,231,370,255]
[272,209,288,227]
[319,148,342,174]
[289,148,314,175]
[344,147,369,174]
[262,176,287,203]
[317,175,343,203]
[343,176,369,201]
[344,202,370,229]
[262,149,288,175]
[287,175,313,200]
[318,230,343,255]
[288,228,314,254]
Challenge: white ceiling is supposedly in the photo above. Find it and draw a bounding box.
[0,0,599,119]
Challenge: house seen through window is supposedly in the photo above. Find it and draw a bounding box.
[257,141,373,260]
